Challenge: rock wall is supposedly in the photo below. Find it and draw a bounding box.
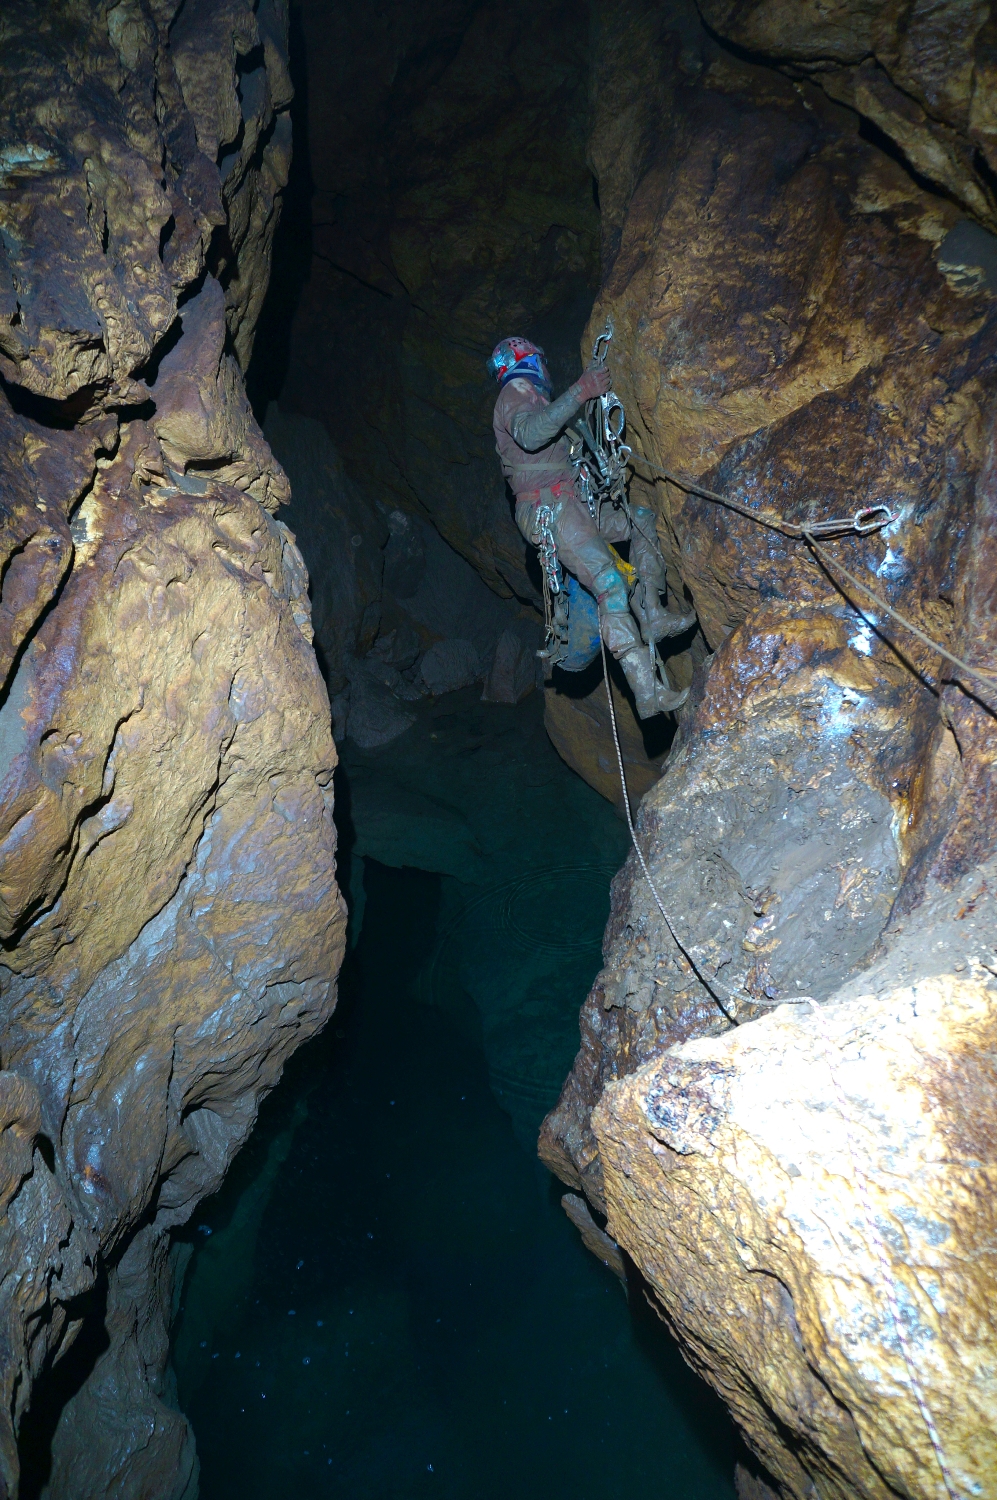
[0,4,344,1497]
[543,3,997,1495]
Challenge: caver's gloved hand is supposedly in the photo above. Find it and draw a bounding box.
[510,363,612,452]
[571,363,611,404]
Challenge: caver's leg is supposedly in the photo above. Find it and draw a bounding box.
[555,497,688,718]
[628,505,697,644]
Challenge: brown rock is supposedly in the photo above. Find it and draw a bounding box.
[593,977,997,1500]
[0,462,345,1499]
[151,276,289,510]
[0,4,337,1497]
[543,672,668,816]
[545,9,997,1487]
[560,1193,626,1283]
[698,0,997,225]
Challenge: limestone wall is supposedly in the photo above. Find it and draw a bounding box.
[543,5,997,1494]
[0,4,344,1495]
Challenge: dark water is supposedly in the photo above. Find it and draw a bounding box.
[171,693,744,1499]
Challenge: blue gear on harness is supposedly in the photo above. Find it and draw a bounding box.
[561,575,602,671]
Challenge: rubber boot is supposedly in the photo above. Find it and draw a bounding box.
[632,582,698,645]
[629,507,697,645]
[601,610,689,719]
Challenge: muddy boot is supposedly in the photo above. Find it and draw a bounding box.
[629,506,697,645]
[632,582,698,645]
[601,611,689,719]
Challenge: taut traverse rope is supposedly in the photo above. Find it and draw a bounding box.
[627,450,997,707]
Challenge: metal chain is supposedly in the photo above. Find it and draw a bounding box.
[535,503,563,596]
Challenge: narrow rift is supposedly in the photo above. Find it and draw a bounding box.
[170,690,745,1499]
[3,1,996,1496]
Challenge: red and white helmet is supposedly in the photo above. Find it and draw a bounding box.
[488,337,551,394]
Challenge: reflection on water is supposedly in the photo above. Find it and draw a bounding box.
[171,693,744,1499]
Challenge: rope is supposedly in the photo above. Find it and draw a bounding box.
[628,451,997,704]
[628,451,887,538]
[600,636,738,1019]
[600,638,961,1497]
[803,533,997,706]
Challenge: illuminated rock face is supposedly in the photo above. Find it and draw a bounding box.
[0,4,344,1496]
[543,4,997,1493]
[594,976,997,1500]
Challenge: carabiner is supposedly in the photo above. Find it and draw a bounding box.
[853,504,898,534]
[591,316,614,365]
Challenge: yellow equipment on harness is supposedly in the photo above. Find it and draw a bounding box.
[606,544,636,588]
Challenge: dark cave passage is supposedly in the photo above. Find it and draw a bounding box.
[164,4,753,1491]
[170,693,745,1500]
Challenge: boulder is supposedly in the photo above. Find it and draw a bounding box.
[481,628,536,704]
[421,638,481,695]
[594,976,997,1500]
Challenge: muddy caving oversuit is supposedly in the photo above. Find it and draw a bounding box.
[493,373,694,718]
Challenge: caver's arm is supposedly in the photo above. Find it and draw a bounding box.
[510,366,610,451]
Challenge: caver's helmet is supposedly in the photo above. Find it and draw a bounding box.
[488,337,551,397]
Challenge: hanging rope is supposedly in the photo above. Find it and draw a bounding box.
[598,637,738,1021]
[599,636,962,1500]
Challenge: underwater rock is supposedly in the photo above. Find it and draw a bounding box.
[0,4,344,1497]
[343,660,418,750]
[481,628,536,704]
[421,639,481,696]
[546,5,997,1489]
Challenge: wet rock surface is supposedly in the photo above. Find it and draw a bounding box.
[4,0,996,1494]
[542,3,997,1492]
[0,4,343,1497]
